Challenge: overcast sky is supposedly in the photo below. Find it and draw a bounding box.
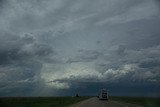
[0,0,160,97]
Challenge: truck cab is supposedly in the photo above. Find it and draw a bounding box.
[98,89,108,100]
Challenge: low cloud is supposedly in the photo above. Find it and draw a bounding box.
[45,45,160,90]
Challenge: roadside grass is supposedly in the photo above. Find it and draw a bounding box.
[110,96,160,107]
[0,96,90,107]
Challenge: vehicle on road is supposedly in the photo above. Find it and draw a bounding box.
[98,89,108,100]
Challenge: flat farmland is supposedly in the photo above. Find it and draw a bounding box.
[109,96,160,107]
[0,96,90,107]
[0,96,159,107]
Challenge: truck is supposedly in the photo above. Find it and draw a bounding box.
[98,89,108,100]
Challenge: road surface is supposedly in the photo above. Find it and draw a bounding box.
[70,97,143,107]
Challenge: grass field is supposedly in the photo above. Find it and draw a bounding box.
[0,96,159,107]
[110,96,160,107]
[0,96,90,107]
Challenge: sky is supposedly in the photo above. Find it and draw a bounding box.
[0,0,160,97]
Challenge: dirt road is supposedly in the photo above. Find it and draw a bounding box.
[70,97,143,107]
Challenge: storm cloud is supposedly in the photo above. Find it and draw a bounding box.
[0,0,160,97]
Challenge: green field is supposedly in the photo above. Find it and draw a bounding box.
[0,96,159,107]
[110,96,160,107]
[0,96,90,107]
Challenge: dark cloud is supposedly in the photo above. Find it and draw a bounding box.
[67,49,102,63]
[0,31,55,65]
[0,0,160,96]
[139,59,160,68]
